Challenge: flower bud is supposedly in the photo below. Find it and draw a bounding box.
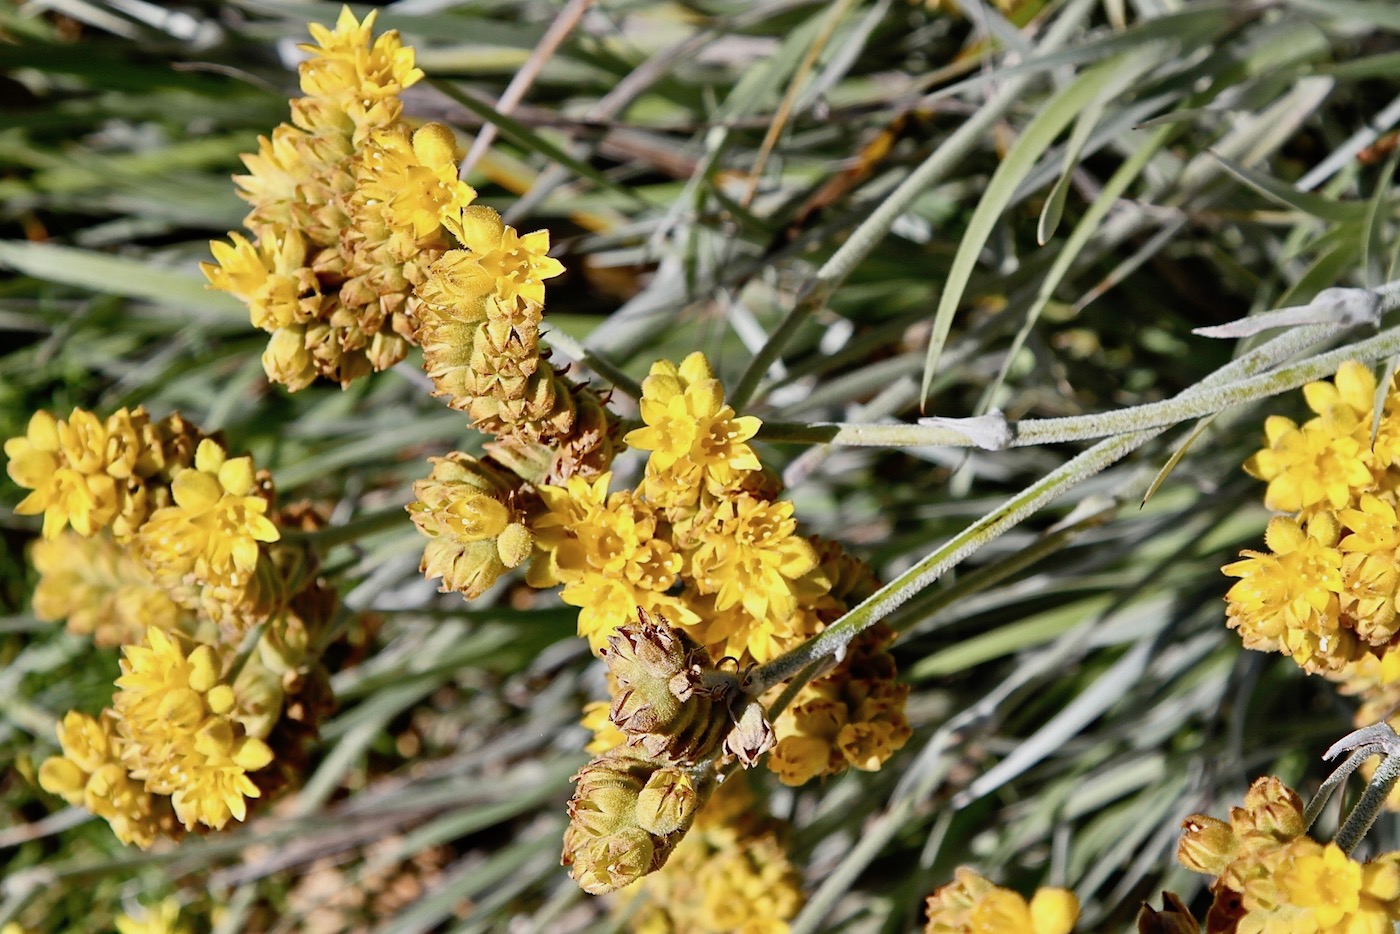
[1237,775,1305,841]
[409,452,531,599]
[602,609,739,764]
[1176,814,1238,876]
[635,767,699,836]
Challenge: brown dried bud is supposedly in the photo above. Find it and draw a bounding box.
[724,698,775,768]
[1136,892,1199,934]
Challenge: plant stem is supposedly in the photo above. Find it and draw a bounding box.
[752,316,1352,692]
[1336,751,1400,855]
[297,505,409,550]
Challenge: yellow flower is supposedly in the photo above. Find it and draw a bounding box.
[581,700,626,755]
[769,624,910,785]
[1244,361,1383,515]
[924,869,1079,934]
[5,409,117,538]
[137,439,279,593]
[359,123,476,240]
[30,531,188,647]
[437,205,564,309]
[687,494,822,660]
[114,898,190,934]
[626,352,763,506]
[202,230,318,331]
[113,628,274,831]
[298,6,423,133]
[38,710,171,848]
[1223,513,1352,672]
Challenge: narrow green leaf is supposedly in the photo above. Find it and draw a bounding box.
[922,48,1170,407]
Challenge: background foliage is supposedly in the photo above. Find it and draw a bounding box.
[3,0,1400,930]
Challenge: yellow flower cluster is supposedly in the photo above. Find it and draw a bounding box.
[114,899,190,934]
[627,776,804,934]
[1226,361,1400,681]
[29,532,189,647]
[6,407,201,541]
[204,8,473,389]
[414,352,910,786]
[8,406,338,846]
[923,868,1079,934]
[769,622,912,786]
[1176,775,1400,933]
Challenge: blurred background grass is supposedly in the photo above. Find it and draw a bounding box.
[3,0,1400,931]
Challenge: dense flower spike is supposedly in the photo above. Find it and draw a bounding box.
[204,8,467,388]
[1227,359,1400,723]
[1176,776,1400,933]
[113,628,274,831]
[924,869,1080,934]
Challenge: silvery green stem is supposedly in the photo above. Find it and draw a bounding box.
[1304,745,1385,832]
[751,312,1366,694]
[1336,752,1400,856]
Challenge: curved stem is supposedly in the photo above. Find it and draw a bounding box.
[1336,751,1400,855]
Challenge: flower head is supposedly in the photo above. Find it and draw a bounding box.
[434,205,564,309]
[137,439,280,594]
[298,6,424,133]
[113,628,274,831]
[626,352,763,507]
[924,869,1079,934]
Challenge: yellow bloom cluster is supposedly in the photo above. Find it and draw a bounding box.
[30,532,189,647]
[114,899,190,934]
[204,8,473,389]
[37,710,172,848]
[8,406,339,846]
[1226,362,1400,681]
[5,406,201,541]
[627,776,804,934]
[1177,775,1400,933]
[415,352,910,786]
[769,622,912,786]
[923,868,1079,934]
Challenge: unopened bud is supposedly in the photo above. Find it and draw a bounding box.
[1176,814,1238,876]
[636,767,699,835]
[496,522,533,569]
[724,698,775,768]
[565,826,656,896]
[602,609,739,764]
[1237,776,1305,841]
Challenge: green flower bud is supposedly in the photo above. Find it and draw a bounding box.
[566,826,656,896]
[635,767,699,836]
